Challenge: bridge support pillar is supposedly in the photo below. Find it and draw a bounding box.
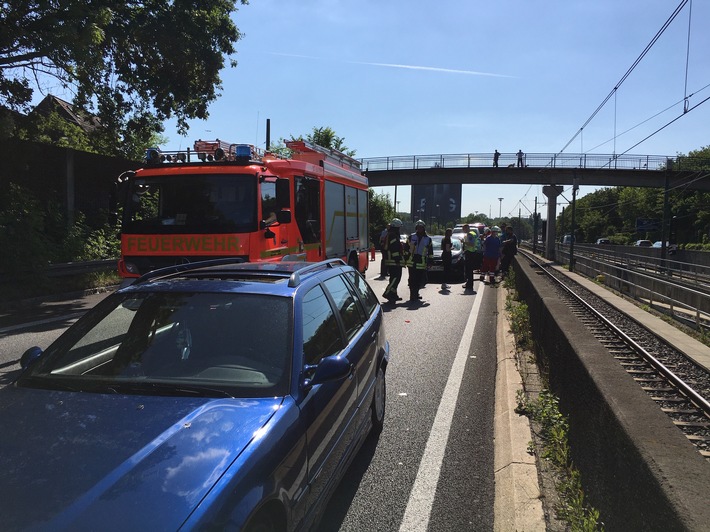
[543,185,564,260]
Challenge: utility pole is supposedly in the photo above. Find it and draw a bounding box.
[533,197,538,254]
[498,198,503,219]
[569,179,579,272]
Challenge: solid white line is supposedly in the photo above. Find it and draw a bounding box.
[0,312,85,335]
[399,284,486,531]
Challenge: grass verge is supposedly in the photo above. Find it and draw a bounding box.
[504,271,604,531]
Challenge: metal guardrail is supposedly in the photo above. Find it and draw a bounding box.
[360,153,709,172]
[46,259,117,277]
[554,244,710,329]
[0,259,117,281]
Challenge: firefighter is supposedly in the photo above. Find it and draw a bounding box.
[382,218,404,302]
[408,220,433,302]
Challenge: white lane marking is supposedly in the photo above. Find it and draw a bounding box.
[0,312,85,335]
[399,283,485,531]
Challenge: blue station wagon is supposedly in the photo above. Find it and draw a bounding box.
[0,259,389,531]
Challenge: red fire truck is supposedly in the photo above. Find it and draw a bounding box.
[116,139,369,278]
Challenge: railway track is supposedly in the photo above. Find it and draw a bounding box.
[520,249,710,460]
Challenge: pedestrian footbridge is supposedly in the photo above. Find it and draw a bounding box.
[360,152,710,191]
[360,151,710,259]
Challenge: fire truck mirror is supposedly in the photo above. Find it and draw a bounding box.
[277,211,292,224]
[276,179,291,209]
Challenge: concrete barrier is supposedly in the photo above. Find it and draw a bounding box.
[513,256,710,531]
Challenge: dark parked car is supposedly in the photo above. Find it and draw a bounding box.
[596,238,611,245]
[0,258,389,531]
[428,235,465,280]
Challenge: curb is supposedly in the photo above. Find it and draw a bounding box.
[493,286,546,531]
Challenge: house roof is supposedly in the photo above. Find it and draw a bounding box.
[32,95,101,133]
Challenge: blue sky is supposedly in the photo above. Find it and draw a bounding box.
[159,0,709,221]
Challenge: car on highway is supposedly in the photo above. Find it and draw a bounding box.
[428,235,465,280]
[596,238,611,245]
[0,258,389,531]
[635,239,653,247]
[652,241,678,254]
[451,224,466,237]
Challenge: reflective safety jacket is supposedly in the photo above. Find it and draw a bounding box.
[408,232,433,270]
[384,232,403,266]
[463,231,481,253]
[402,237,413,268]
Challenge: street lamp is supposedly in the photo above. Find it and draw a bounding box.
[498,198,504,219]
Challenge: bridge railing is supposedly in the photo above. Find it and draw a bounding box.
[360,153,707,172]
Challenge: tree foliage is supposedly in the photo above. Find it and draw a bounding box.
[270,126,356,158]
[560,146,710,245]
[0,0,248,155]
[369,190,395,248]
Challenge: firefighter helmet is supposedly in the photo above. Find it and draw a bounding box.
[390,218,403,228]
[492,225,501,233]
[415,220,425,228]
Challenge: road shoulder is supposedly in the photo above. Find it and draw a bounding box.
[493,286,546,531]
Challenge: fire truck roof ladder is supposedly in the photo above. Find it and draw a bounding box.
[285,140,361,171]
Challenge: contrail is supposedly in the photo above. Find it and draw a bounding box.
[348,60,514,78]
[266,52,513,78]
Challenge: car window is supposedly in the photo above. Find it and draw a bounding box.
[302,285,343,365]
[22,292,291,397]
[323,275,364,341]
[344,271,378,317]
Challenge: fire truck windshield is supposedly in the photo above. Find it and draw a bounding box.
[123,174,257,234]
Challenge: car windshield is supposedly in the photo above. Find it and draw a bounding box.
[18,292,292,398]
[431,236,462,251]
[123,174,258,234]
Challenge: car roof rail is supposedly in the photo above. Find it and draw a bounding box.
[288,258,347,287]
[133,257,246,285]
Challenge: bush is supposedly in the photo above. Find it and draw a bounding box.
[0,183,51,274]
[0,183,120,273]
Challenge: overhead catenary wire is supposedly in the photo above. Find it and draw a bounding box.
[684,0,693,112]
[584,82,710,153]
[556,0,690,156]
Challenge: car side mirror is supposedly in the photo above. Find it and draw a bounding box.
[301,355,352,390]
[20,346,43,370]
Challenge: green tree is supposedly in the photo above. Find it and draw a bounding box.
[369,190,395,248]
[573,188,624,243]
[304,126,355,157]
[17,110,95,152]
[271,126,356,158]
[1,0,248,154]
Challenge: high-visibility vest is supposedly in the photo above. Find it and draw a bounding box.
[463,231,481,253]
[401,237,413,267]
[409,233,433,270]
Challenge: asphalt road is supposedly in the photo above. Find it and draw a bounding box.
[0,264,500,531]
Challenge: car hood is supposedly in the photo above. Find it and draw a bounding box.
[0,385,284,531]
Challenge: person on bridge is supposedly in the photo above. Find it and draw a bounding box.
[382,219,404,302]
[407,220,433,302]
[461,224,481,292]
[516,149,525,167]
[493,150,501,168]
